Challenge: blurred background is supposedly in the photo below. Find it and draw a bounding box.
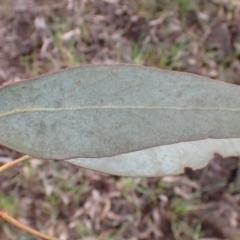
[1,0,240,239]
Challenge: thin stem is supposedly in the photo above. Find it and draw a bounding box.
[0,155,59,239]
[0,155,30,173]
[0,211,59,240]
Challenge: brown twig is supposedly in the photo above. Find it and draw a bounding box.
[0,155,59,240]
[0,155,30,173]
[0,211,59,240]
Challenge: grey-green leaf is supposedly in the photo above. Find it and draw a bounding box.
[0,64,240,160]
[66,138,240,177]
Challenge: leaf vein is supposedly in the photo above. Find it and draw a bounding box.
[0,106,239,118]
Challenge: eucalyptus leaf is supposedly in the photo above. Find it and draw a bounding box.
[0,64,240,165]
[67,138,240,177]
